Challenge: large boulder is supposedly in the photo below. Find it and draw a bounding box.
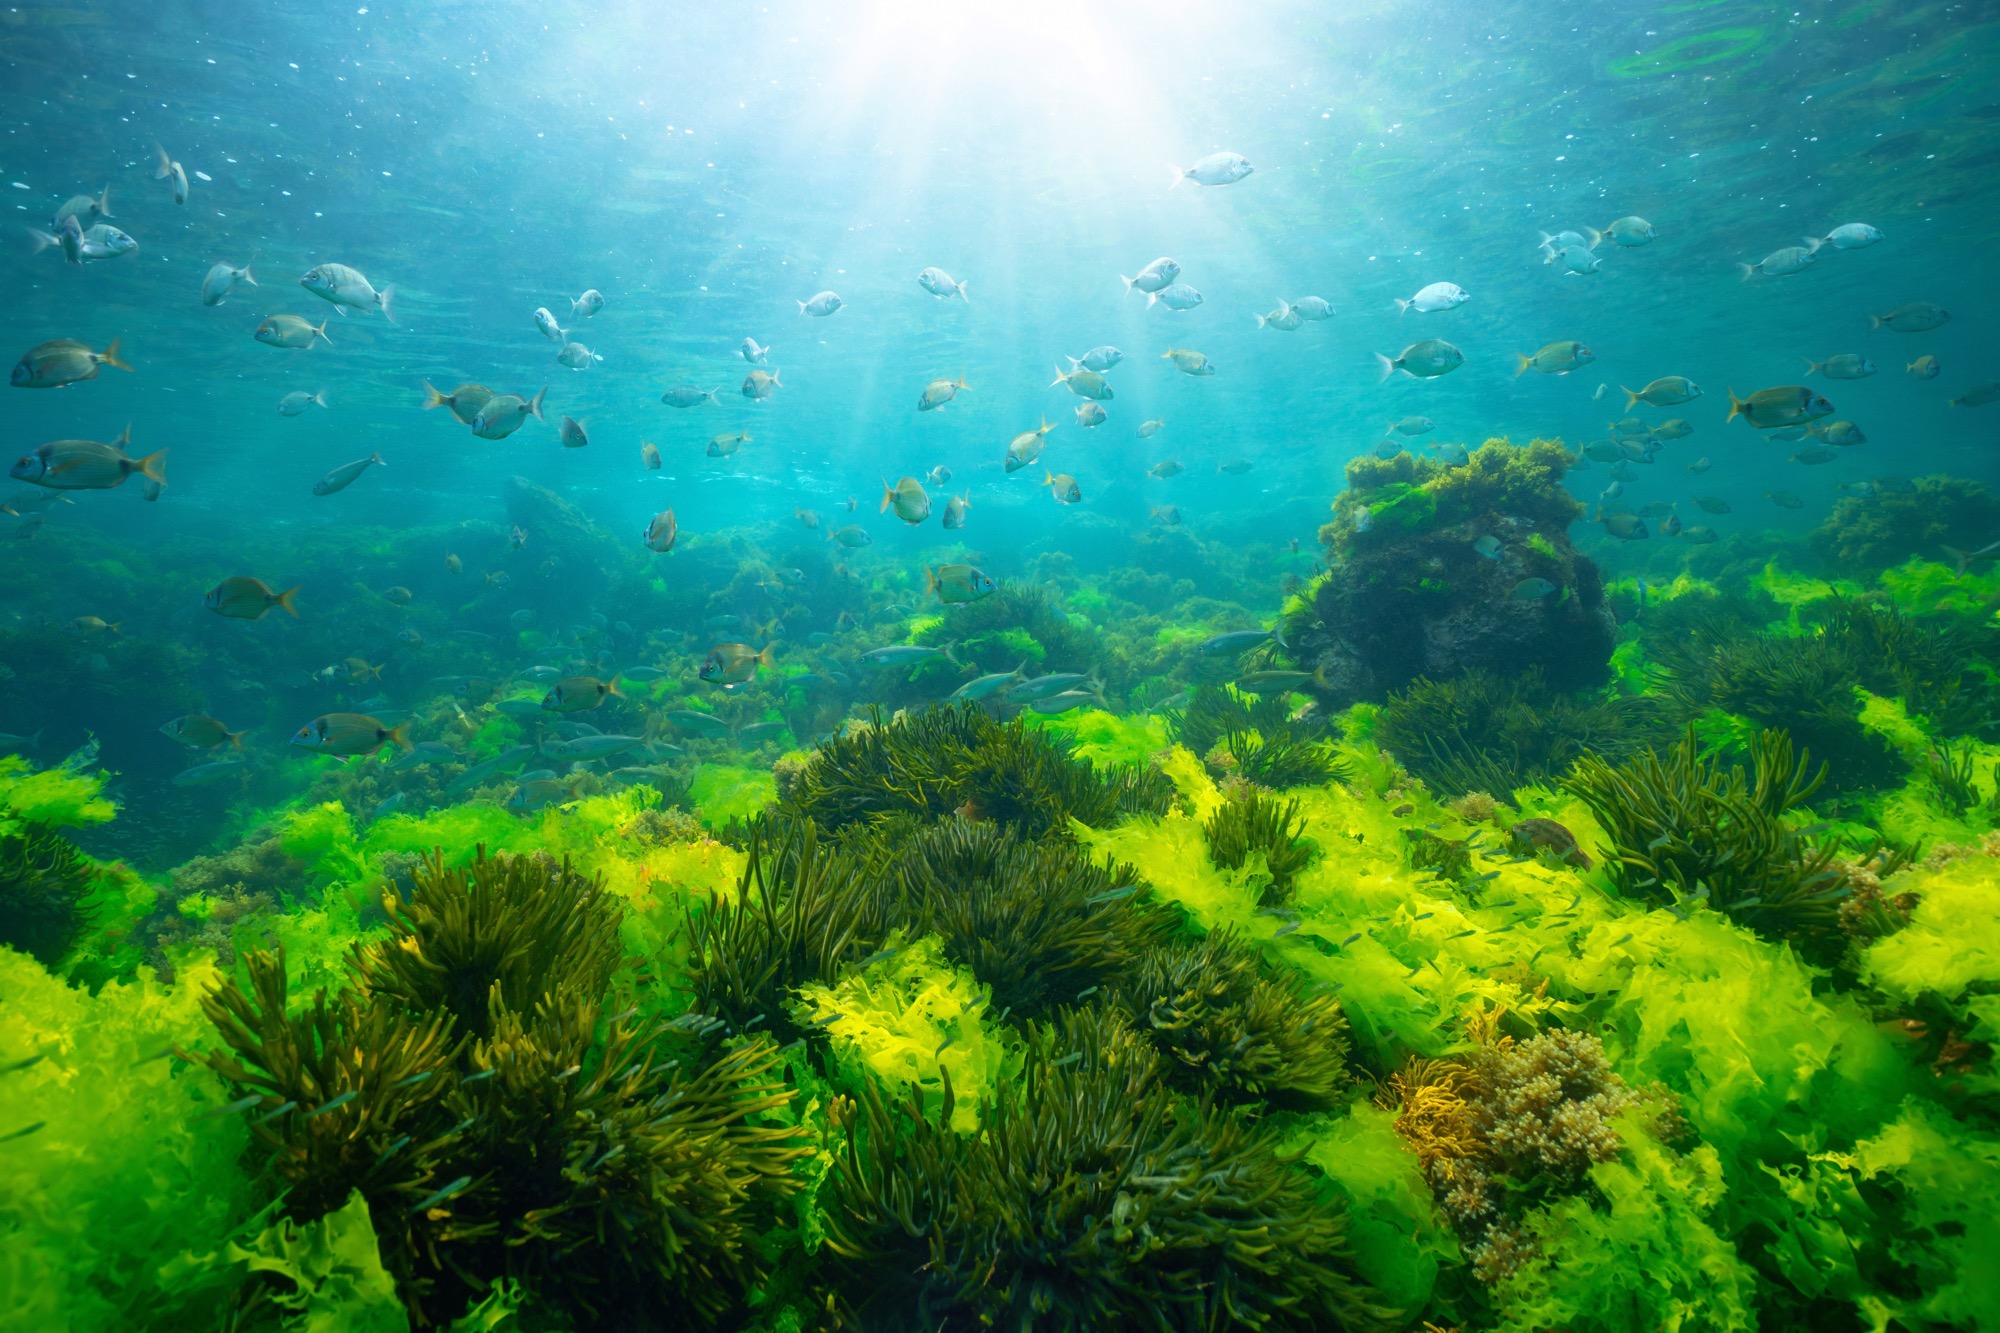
[1290,440,1617,705]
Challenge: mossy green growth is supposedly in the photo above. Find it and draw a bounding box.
[1754,561,1860,629]
[1876,556,2000,620]
[1526,532,1559,559]
[689,763,777,826]
[793,933,1023,1133]
[0,753,117,830]
[1862,843,2000,1005]
[0,948,255,1332]
[1366,481,1437,531]
[1026,708,1167,770]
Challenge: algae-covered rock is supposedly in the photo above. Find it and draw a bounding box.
[501,474,621,588]
[1293,440,1615,705]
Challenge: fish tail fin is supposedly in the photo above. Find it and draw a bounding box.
[1145,289,1160,309]
[377,284,396,325]
[1049,364,1068,387]
[421,380,446,410]
[1869,314,1885,331]
[606,674,624,698]
[314,320,333,346]
[115,422,131,447]
[924,565,938,596]
[101,338,131,372]
[153,145,172,179]
[758,644,776,667]
[1622,386,1640,410]
[96,184,112,217]
[1944,546,1971,577]
[1803,357,1820,377]
[1254,312,1268,329]
[1039,416,1053,436]
[1725,388,1746,424]
[315,389,327,408]
[796,299,808,314]
[369,452,386,467]
[1168,162,1187,189]
[1042,469,1054,488]
[957,279,969,302]
[879,477,894,512]
[527,386,546,420]
[227,729,247,751]
[1119,274,1135,293]
[1736,261,1755,282]
[1394,297,1411,315]
[1802,234,1824,254]
[1583,226,1604,249]
[241,264,257,287]
[387,722,413,752]
[276,586,302,618]
[942,640,960,667]
[1374,352,1396,384]
[706,387,720,403]
[1514,354,1531,378]
[135,450,168,485]
[25,227,56,254]
[955,375,967,390]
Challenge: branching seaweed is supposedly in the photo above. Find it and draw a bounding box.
[1203,787,1312,904]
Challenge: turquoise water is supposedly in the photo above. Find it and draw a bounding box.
[1,0,1995,858]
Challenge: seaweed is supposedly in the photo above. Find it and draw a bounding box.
[1808,474,2000,578]
[1563,726,1849,944]
[1165,684,1345,789]
[782,703,1172,838]
[0,820,98,967]
[193,849,812,1327]
[1111,929,1351,1110]
[822,1005,1398,1330]
[1374,669,1673,799]
[1203,786,1312,904]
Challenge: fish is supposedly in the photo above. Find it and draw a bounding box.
[1146,283,1205,312]
[1198,628,1280,656]
[11,338,131,388]
[743,369,783,400]
[1172,151,1254,187]
[1739,246,1816,280]
[421,382,495,425]
[925,564,997,604]
[1686,456,1712,473]
[1147,460,1185,479]
[1949,382,2000,409]
[278,389,328,417]
[1813,421,1867,446]
[1074,402,1106,428]
[174,758,245,787]
[1871,303,1949,333]
[1391,416,1435,437]
[699,643,775,685]
[445,553,462,574]
[1765,491,1805,509]
[1693,495,1732,515]
[1051,364,1113,400]
[154,145,188,203]
[1623,376,1702,408]
[1806,223,1883,251]
[1804,354,1876,380]
[506,778,581,813]
[311,453,386,496]
[160,715,250,754]
[28,222,137,262]
[1217,460,1253,475]
[62,616,118,638]
[664,709,732,738]
[1121,259,1180,294]
[918,266,969,301]
[539,733,643,762]
[1538,229,1592,256]
[1510,577,1558,600]
[254,316,332,350]
[199,261,257,306]
[1138,419,1165,438]
[301,262,395,322]
[1726,386,1834,429]
[571,289,604,319]
[471,388,547,440]
[1550,245,1601,275]
[1471,535,1503,559]
[556,342,597,370]
[543,676,623,712]
[1144,280,1200,312]
[11,430,166,491]
[941,492,971,530]
[533,307,567,341]
[1256,299,1305,331]
[1396,282,1469,314]
[1790,446,1839,465]
[924,465,953,487]
[1029,690,1102,715]
[1907,356,1941,380]
[949,662,1029,702]
[620,666,669,682]
[0,730,45,753]
[1681,526,1719,544]
[1515,341,1594,377]
[831,524,872,548]
[557,416,590,448]
[1597,217,1657,246]
[1598,510,1649,540]
[290,713,412,758]
[660,384,720,409]
[797,290,843,317]
[641,442,661,470]
[52,185,112,230]
[1768,425,1814,443]
[1010,671,1096,702]
[1235,670,1313,694]
[1375,339,1463,382]
[642,509,678,553]
[917,376,967,411]
[881,476,932,524]
[1043,471,1082,504]
[705,431,752,458]
[1162,347,1215,376]
[1652,418,1694,440]
[1069,345,1125,372]
[1291,295,1335,320]
[1006,419,1055,471]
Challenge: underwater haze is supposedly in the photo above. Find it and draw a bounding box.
[5,2,2000,1332]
